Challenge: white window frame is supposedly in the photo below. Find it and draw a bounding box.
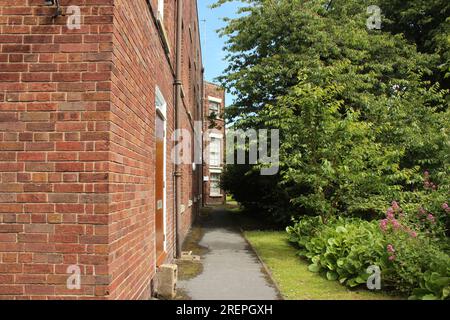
[208,133,223,168]
[208,97,222,117]
[209,101,220,118]
[154,0,170,54]
[209,171,222,197]
[209,137,221,167]
[208,96,222,104]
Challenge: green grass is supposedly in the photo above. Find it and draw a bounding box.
[245,231,401,300]
[226,194,234,202]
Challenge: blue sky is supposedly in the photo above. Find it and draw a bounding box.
[198,0,241,107]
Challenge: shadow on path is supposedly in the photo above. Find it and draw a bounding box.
[176,206,280,300]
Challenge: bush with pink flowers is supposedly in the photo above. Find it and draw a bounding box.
[378,202,450,299]
[288,200,450,299]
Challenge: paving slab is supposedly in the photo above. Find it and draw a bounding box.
[177,207,279,300]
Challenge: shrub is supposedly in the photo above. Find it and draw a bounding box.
[383,233,450,299]
[288,204,450,299]
[288,216,386,288]
[380,202,450,299]
[287,216,324,247]
[394,170,450,239]
[221,164,298,225]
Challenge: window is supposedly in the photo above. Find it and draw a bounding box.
[157,0,164,21]
[209,101,220,118]
[209,137,221,167]
[210,173,221,196]
[155,87,166,116]
[150,0,169,54]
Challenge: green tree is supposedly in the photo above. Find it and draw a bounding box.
[216,0,449,221]
[215,0,444,122]
[378,0,450,90]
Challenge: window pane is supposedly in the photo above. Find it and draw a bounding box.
[210,173,221,196]
[209,137,221,166]
[209,102,220,117]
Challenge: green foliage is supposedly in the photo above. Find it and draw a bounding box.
[384,231,450,299]
[245,230,396,299]
[379,202,450,299]
[378,0,450,90]
[221,164,296,224]
[287,216,386,288]
[216,0,446,122]
[263,74,449,219]
[264,79,416,220]
[216,0,450,299]
[287,206,450,299]
[217,0,449,222]
[411,270,450,300]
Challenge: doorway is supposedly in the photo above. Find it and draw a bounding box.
[155,88,167,266]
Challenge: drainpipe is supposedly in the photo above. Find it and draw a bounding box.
[174,0,183,259]
[200,68,205,209]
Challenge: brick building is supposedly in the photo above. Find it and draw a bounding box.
[202,81,226,205]
[0,0,206,299]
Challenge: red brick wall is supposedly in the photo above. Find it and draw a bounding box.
[0,0,114,299]
[109,0,177,300]
[109,0,203,299]
[0,0,203,300]
[203,82,226,206]
[178,0,203,240]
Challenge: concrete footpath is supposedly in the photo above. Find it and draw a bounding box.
[177,207,280,300]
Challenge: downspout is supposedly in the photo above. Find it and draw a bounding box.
[200,68,205,208]
[174,0,183,259]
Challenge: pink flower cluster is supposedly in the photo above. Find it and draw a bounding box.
[387,244,396,261]
[380,201,417,239]
[423,171,437,190]
[442,203,450,213]
[379,201,402,232]
[417,207,436,224]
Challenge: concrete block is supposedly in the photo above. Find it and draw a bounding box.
[180,251,201,261]
[155,264,178,299]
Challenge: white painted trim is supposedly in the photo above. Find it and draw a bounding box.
[209,171,222,197]
[208,96,222,103]
[155,86,167,252]
[157,0,164,21]
[155,87,167,120]
[208,133,223,167]
[209,132,223,139]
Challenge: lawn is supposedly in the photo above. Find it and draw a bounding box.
[244,231,400,300]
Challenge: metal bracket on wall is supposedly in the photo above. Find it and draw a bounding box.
[44,0,63,19]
